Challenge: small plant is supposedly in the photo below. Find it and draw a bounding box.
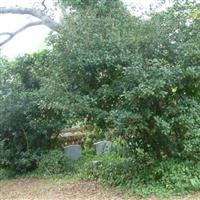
[12,152,38,174]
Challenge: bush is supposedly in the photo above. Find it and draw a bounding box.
[111,60,200,160]
[36,150,74,176]
[0,52,66,174]
[131,159,200,196]
[0,168,11,180]
[82,155,200,197]
[82,156,134,185]
[12,152,39,174]
[147,160,200,194]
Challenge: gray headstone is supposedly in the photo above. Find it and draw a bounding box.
[64,145,82,160]
[93,141,112,155]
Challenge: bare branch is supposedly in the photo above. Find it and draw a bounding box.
[0,7,59,31]
[41,0,47,12]
[0,6,61,46]
[0,32,12,36]
[0,21,42,47]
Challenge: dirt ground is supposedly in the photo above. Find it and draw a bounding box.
[0,178,200,200]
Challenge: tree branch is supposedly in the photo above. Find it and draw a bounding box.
[0,32,12,36]
[0,5,61,46]
[0,21,43,47]
[41,0,47,12]
[0,7,59,31]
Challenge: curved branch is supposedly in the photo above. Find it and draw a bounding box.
[42,0,47,12]
[0,21,43,47]
[0,7,59,31]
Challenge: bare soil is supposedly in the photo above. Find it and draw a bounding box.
[0,178,200,200]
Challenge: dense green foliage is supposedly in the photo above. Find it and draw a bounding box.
[36,150,74,176]
[46,0,200,159]
[1,0,200,197]
[81,154,200,196]
[0,52,66,172]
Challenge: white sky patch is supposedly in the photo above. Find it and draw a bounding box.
[0,0,170,58]
[0,15,51,58]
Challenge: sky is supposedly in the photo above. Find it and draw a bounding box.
[0,0,166,58]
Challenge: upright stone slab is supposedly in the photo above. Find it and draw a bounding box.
[93,141,112,155]
[64,145,82,160]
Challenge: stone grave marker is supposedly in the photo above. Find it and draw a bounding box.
[64,145,82,160]
[93,140,112,155]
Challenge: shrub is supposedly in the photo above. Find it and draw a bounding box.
[0,52,66,173]
[131,159,200,196]
[82,155,200,197]
[110,60,200,160]
[36,150,74,176]
[0,168,11,180]
[12,152,39,174]
[82,156,134,185]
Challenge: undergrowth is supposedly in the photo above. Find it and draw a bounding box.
[1,150,200,198]
[79,153,200,197]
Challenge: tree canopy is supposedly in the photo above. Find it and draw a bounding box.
[1,0,200,172]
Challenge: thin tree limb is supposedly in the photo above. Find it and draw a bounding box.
[0,32,12,36]
[0,21,43,47]
[0,7,59,31]
[41,0,47,12]
[0,5,61,46]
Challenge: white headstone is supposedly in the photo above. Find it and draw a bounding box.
[64,145,82,160]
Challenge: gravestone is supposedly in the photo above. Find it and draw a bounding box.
[93,140,112,155]
[64,145,82,160]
